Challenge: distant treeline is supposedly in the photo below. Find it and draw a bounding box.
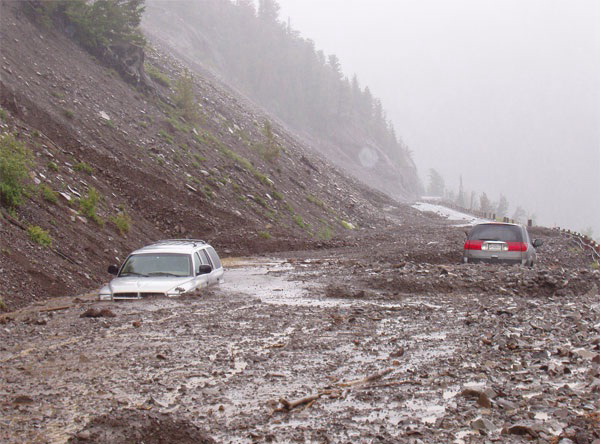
[149,0,415,174]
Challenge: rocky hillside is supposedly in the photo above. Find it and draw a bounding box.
[141,0,421,200]
[0,0,401,310]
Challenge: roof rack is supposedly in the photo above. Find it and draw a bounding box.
[149,239,206,247]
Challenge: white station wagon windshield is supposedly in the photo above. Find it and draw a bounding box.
[120,253,192,277]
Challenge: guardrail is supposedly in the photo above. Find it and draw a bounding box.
[428,199,600,262]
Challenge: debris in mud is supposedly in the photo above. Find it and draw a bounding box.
[324,284,371,299]
[80,308,116,318]
[68,410,216,444]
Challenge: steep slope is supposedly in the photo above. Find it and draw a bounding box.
[0,0,398,310]
[141,0,421,200]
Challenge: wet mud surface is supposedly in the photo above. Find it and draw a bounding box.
[1,245,599,443]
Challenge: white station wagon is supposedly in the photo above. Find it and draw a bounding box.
[98,239,224,301]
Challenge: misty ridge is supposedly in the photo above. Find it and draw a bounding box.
[142,0,599,239]
[142,0,420,199]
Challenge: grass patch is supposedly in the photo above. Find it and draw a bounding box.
[0,133,33,208]
[254,195,269,208]
[272,190,283,201]
[258,231,272,240]
[158,129,175,145]
[47,161,59,172]
[293,214,309,230]
[111,211,131,235]
[306,194,326,210]
[28,225,52,247]
[197,130,273,187]
[317,224,334,241]
[0,108,8,121]
[39,184,58,204]
[74,161,94,175]
[341,220,356,230]
[145,63,171,87]
[63,108,75,119]
[78,187,103,226]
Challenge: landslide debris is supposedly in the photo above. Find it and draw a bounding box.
[0,0,397,310]
[69,410,216,444]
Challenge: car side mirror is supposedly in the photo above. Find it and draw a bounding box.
[532,239,544,248]
[108,265,119,275]
[197,264,212,275]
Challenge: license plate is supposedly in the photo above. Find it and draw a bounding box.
[488,244,502,251]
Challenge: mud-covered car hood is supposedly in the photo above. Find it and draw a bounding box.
[106,276,196,294]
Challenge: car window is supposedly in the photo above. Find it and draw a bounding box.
[468,225,523,242]
[195,251,209,266]
[120,253,192,277]
[201,249,213,268]
[206,247,222,269]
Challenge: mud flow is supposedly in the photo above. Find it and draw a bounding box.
[1,254,598,443]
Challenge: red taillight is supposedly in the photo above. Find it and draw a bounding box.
[507,242,528,252]
[464,240,483,250]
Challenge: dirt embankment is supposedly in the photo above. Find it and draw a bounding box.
[0,0,398,311]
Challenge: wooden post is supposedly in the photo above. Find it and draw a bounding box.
[527,219,532,227]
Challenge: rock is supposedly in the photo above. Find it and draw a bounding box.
[502,423,539,438]
[477,392,492,408]
[13,395,34,405]
[76,430,91,440]
[80,308,116,318]
[470,417,496,433]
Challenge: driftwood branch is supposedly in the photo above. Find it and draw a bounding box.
[338,367,394,387]
[274,367,398,415]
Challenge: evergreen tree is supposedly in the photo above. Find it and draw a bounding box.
[480,193,492,213]
[497,194,509,217]
[456,176,466,207]
[427,169,445,196]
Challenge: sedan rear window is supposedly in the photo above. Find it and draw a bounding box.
[468,224,523,242]
[120,253,192,277]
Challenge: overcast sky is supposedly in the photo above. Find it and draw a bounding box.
[275,0,600,236]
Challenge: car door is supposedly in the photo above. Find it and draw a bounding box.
[193,250,211,289]
[203,246,224,285]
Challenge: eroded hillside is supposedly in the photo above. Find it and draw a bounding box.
[0,0,400,310]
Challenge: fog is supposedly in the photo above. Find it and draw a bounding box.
[276,0,599,237]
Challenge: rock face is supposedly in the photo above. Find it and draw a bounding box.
[101,43,153,90]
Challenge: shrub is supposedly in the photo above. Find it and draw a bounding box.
[28,225,52,247]
[40,184,58,204]
[0,297,6,311]
[174,69,197,121]
[258,231,272,240]
[47,161,59,172]
[255,120,280,162]
[0,108,8,121]
[0,133,32,208]
[272,190,283,201]
[74,161,94,175]
[79,187,103,225]
[111,211,131,235]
